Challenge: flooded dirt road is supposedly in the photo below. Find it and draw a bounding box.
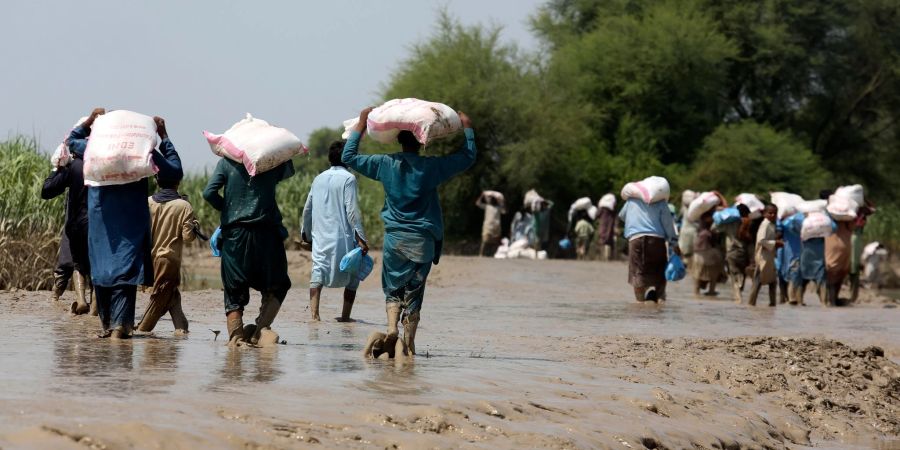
[0,254,898,449]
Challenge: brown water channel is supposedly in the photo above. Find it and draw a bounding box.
[0,256,897,448]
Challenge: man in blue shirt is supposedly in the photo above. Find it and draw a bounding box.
[67,108,183,339]
[343,106,475,358]
[618,196,681,302]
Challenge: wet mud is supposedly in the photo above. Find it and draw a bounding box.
[0,254,897,449]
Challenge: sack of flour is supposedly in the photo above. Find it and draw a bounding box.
[50,116,88,169]
[770,192,804,219]
[801,211,835,241]
[735,193,765,219]
[797,199,827,214]
[204,113,307,176]
[834,185,864,207]
[598,193,616,211]
[686,191,723,222]
[826,194,859,221]
[524,189,544,211]
[342,98,461,145]
[482,190,505,205]
[83,110,159,186]
[620,176,670,204]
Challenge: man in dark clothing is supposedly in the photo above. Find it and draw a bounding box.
[51,227,74,302]
[203,157,294,347]
[66,108,183,339]
[42,129,94,316]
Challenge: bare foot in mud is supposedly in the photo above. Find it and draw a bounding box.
[95,329,112,339]
[335,317,356,323]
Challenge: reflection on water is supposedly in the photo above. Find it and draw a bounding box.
[1,259,897,447]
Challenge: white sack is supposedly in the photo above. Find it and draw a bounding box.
[83,110,158,186]
[342,98,461,145]
[834,185,864,207]
[620,176,670,204]
[826,194,859,222]
[770,192,804,219]
[801,211,834,241]
[204,113,307,177]
[735,193,765,219]
[598,193,616,210]
[50,116,88,169]
[797,199,827,214]
[686,191,722,222]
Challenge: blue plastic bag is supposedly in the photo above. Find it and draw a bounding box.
[558,238,572,250]
[339,247,374,281]
[665,253,686,282]
[713,207,741,226]
[210,227,222,258]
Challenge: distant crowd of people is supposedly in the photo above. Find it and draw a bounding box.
[475,185,885,306]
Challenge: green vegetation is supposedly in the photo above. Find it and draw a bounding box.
[0,138,64,289]
[3,1,900,290]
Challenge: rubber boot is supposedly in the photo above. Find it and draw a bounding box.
[227,316,245,346]
[402,311,420,355]
[249,293,282,346]
[768,283,777,307]
[70,272,91,315]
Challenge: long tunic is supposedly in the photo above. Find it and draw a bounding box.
[596,207,616,246]
[203,158,294,298]
[342,128,477,263]
[754,218,778,284]
[342,128,476,299]
[66,125,183,287]
[301,166,367,288]
[476,197,504,241]
[148,195,196,281]
[41,158,90,271]
[825,221,854,284]
[778,213,804,284]
[714,220,751,273]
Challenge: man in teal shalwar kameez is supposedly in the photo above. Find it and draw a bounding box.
[343,107,476,357]
[203,158,294,346]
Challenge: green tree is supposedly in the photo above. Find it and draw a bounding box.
[689,122,829,198]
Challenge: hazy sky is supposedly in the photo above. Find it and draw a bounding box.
[1,1,545,171]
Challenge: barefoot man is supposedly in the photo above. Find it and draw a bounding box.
[301,140,369,322]
[343,107,476,358]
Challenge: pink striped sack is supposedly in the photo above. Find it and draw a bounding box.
[342,98,461,145]
[204,114,308,176]
[83,110,159,186]
[620,176,670,204]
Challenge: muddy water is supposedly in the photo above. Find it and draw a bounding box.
[0,256,897,449]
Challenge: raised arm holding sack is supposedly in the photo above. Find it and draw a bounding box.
[343,105,476,359]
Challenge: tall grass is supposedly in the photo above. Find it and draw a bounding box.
[0,137,64,289]
[179,161,385,247]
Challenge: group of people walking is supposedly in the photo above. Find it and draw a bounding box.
[476,185,876,308]
[45,106,476,358]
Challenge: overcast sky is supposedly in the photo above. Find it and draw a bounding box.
[1,1,544,171]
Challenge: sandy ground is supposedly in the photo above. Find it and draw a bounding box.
[0,252,898,449]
